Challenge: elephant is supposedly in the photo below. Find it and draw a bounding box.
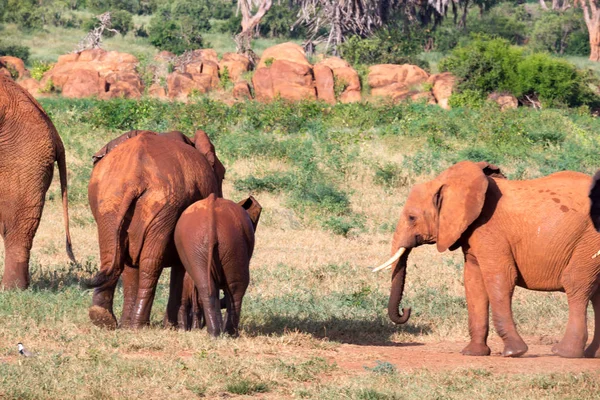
[174,194,262,336]
[0,74,74,289]
[374,160,600,358]
[86,130,224,329]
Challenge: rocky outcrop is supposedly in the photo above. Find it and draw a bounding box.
[253,43,316,102]
[0,56,29,80]
[317,57,361,103]
[427,73,455,110]
[368,64,429,102]
[313,64,336,104]
[233,80,252,100]
[219,53,250,83]
[17,78,41,96]
[40,49,143,99]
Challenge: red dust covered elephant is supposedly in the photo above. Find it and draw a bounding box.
[86,130,224,329]
[374,161,600,358]
[0,74,74,289]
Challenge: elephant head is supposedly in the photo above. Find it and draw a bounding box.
[193,130,226,197]
[375,161,503,325]
[238,195,262,231]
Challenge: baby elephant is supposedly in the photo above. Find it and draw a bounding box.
[174,194,261,336]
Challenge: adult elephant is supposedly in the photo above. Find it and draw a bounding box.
[0,75,74,289]
[86,130,224,329]
[374,161,600,358]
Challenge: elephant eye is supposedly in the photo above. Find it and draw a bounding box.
[408,215,417,224]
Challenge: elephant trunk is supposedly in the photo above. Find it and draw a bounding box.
[387,248,411,325]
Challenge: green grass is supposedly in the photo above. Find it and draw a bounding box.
[1,98,599,398]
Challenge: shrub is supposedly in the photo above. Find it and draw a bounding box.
[107,10,134,37]
[340,23,429,70]
[517,53,597,107]
[258,4,304,38]
[529,10,588,56]
[439,35,522,96]
[31,60,53,81]
[88,0,141,15]
[148,1,209,54]
[0,43,30,63]
[468,3,531,45]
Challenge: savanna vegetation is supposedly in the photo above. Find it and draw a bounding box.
[2,0,600,398]
[1,98,600,398]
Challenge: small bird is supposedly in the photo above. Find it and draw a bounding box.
[17,343,35,357]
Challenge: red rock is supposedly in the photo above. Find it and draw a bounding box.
[315,57,361,103]
[0,56,29,80]
[202,60,220,88]
[62,70,104,98]
[368,64,429,102]
[155,51,175,62]
[220,53,250,82]
[488,92,518,110]
[233,81,252,100]
[257,42,310,69]
[167,71,210,100]
[427,72,455,110]
[148,83,168,99]
[252,68,274,102]
[313,64,335,104]
[18,78,41,96]
[270,60,316,101]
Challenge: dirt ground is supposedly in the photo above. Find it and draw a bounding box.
[329,337,600,375]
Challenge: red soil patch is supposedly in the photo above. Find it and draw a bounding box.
[329,338,600,375]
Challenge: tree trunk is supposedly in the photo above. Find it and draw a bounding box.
[578,0,600,61]
[590,27,600,61]
[540,0,549,9]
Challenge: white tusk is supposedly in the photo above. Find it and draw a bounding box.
[592,249,600,259]
[372,247,406,273]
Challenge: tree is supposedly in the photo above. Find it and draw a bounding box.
[75,12,119,52]
[576,0,600,60]
[235,0,273,63]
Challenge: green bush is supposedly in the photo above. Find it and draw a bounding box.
[468,3,531,45]
[529,10,588,56]
[259,4,305,38]
[31,60,53,81]
[107,10,134,37]
[0,42,30,62]
[340,23,429,70]
[88,0,141,15]
[148,0,210,54]
[517,53,597,107]
[439,35,522,95]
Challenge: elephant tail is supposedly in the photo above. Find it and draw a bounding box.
[206,193,218,298]
[84,188,141,289]
[56,139,76,263]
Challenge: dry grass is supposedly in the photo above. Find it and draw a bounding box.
[1,101,599,399]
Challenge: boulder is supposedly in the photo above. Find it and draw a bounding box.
[368,64,429,102]
[62,70,104,98]
[0,60,12,79]
[488,92,518,110]
[219,52,250,82]
[427,72,455,110]
[148,83,168,99]
[40,49,143,99]
[253,43,316,102]
[0,56,29,80]
[313,64,335,104]
[167,71,211,100]
[18,78,41,96]
[257,42,311,69]
[315,57,361,103]
[154,51,175,62]
[233,80,252,100]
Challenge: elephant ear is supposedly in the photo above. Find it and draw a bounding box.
[435,161,489,252]
[193,130,226,183]
[475,161,506,179]
[589,170,600,232]
[238,196,262,231]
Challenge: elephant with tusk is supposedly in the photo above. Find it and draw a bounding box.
[374,160,600,359]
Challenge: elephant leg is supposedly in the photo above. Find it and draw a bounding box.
[130,256,164,329]
[164,264,185,329]
[191,286,204,329]
[481,261,528,357]
[200,280,222,337]
[1,216,40,290]
[224,282,248,337]
[461,254,491,356]
[552,271,593,358]
[119,263,138,328]
[584,290,600,358]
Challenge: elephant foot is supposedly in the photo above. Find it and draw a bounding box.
[502,340,528,357]
[584,343,600,358]
[460,341,491,356]
[89,306,118,330]
[552,342,584,358]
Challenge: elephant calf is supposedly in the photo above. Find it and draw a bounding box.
[174,194,262,336]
